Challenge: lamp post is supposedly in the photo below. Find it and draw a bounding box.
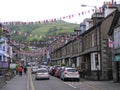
[81,4,97,25]
[81,4,100,80]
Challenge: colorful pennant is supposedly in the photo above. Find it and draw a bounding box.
[1,9,96,26]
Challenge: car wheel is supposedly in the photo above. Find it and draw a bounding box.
[47,78,50,80]
[63,78,66,81]
[35,78,38,80]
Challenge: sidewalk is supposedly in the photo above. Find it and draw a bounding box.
[0,74,28,90]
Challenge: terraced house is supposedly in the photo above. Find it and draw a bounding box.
[108,4,120,83]
[51,3,120,81]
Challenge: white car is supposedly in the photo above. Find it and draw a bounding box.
[35,68,50,80]
[61,67,80,81]
[31,66,38,74]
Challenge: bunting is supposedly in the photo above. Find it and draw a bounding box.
[1,9,97,26]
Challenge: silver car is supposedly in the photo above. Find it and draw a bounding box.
[31,66,38,74]
[61,67,80,81]
[35,68,50,80]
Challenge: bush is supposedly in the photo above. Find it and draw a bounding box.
[61,63,66,66]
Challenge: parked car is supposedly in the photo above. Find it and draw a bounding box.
[48,66,53,75]
[39,65,48,69]
[59,66,71,78]
[51,65,61,76]
[35,68,50,80]
[54,67,61,77]
[60,67,80,81]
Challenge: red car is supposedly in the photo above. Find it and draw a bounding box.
[54,67,61,77]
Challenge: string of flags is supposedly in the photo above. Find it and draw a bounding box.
[1,0,117,26]
[1,9,96,26]
[12,30,42,38]
[3,1,117,42]
[10,1,119,58]
[7,1,117,38]
[4,8,97,38]
[5,9,96,38]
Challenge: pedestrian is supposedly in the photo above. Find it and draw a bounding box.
[24,66,27,74]
[18,66,23,76]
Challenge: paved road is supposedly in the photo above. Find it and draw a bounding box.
[1,68,120,90]
[32,74,120,90]
[33,75,79,90]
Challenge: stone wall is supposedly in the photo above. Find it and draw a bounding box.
[0,76,6,88]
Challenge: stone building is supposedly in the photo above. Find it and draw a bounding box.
[50,4,119,81]
[108,4,120,83]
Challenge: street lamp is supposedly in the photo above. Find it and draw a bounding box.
[81,4,96,8]
[81,4,100,80]
[81,4,97,25]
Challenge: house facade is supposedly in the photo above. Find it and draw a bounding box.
[0,24,13,75]
[108,4,120,83]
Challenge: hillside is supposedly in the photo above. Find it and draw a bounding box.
[7,20,79,42]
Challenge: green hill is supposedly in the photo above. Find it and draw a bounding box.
[7,20,79,42]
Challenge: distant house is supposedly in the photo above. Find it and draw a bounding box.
[0,37,13,68]
[0,37,9,62]
[0,23,13,70]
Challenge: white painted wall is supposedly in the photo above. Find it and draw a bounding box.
[91,52,100,70]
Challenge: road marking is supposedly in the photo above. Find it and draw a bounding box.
[63,81,102,90]
[28,67,35,90]
[64,82,77,88]
[84,83,102,90]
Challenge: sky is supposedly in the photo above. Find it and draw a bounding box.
[0,0,119,24]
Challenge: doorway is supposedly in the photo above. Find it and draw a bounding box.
[116,62,120,82]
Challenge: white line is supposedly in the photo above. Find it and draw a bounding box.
[63,82,77,88]
[28,67,35,90]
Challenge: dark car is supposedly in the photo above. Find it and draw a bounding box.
[51,65,61,76]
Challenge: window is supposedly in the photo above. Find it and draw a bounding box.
[114,27,120,49]
[92,33,94,47]
[95,53,99,68]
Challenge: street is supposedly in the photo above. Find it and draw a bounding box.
[32,74,102,90]
[1,69,120,90]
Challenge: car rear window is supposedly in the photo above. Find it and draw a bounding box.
[37,70,48,73]
[67,69,77,72]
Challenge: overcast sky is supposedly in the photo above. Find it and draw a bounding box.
[0,0,119,24]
